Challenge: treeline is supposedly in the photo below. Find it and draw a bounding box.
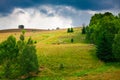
[86,12,120,62]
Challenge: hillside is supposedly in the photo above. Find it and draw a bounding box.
[0,28,120,80]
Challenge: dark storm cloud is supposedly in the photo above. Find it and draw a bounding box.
[0,0,119,30]
[0,0,120,14]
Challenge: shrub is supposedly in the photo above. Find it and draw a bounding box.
[59,64,64,70]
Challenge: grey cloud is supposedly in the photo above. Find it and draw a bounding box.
[0,5,119,30]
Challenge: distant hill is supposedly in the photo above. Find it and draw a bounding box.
[0,29,48,33]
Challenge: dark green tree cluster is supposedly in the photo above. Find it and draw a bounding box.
[67,28,74,33]
[0,31,39,79]
[86,12,120,62]
[82,26,86,34]
[112,30,120,61]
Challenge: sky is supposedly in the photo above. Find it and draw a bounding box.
[0,0,120,30]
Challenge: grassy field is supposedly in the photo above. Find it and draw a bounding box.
[0,28,120,80]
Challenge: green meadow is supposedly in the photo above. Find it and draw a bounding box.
[0,28,120,80]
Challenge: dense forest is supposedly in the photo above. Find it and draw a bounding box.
[86,12,120,62]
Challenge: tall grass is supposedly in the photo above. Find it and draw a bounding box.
[0,28,120,80]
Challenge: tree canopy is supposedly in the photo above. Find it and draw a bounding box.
[86,12,120,62]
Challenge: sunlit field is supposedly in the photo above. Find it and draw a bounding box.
[0,28,120,80]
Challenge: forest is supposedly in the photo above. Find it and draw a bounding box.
[86,12,120,62]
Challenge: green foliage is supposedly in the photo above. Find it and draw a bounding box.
[82,26,86,34]
[59,64,64,70]
[27,37,33,44]
[96,32,115,62]
[0,28,120,79]
[22,29,26,35]
[0,36,17,62]
[71,28,74,32]
[71,38,74,43]
[34,41,37,44]
[0,36,18,78]
[20,29,26,41]
[67,28,70,33]
[20,34,24,41]
[86,12,119,44]
[19,43,39,75]
[112,30,120,61]
[0,32,39,79]
[86,12,120,62]
[67,28,74,33]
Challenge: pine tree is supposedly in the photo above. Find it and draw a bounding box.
[71,28,74,32]
[112,30,120,61]
[67,28,71,33]
[96,32,114,62]
[0,32,39,79]
[71,38,74,43]
[82,26,86,34]
[67,28,74,33]
[0,36,18,78]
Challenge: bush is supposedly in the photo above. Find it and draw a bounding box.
[59,64,64,70]
[0,32,39,79]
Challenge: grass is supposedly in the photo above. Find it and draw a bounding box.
[0,28,120,80]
